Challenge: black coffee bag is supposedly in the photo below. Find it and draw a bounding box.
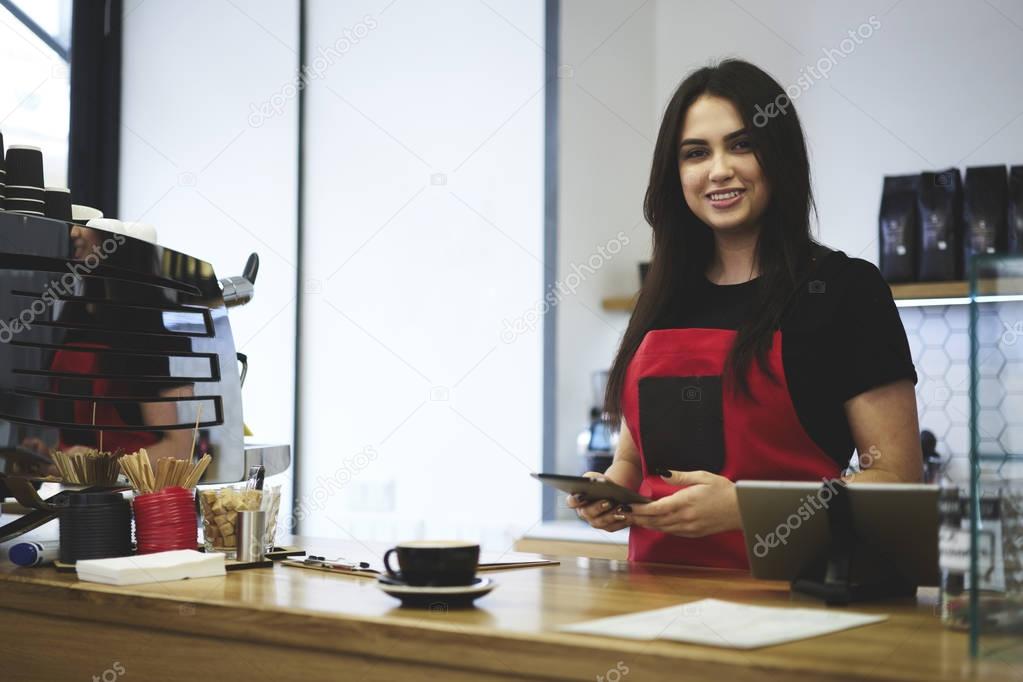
[917,168,962,281]
[963,165,1008,266]
[1009,166,1023,254]
[879,174,919,283]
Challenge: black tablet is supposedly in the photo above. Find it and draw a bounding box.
[531,473,652,505]
[735,481,939,585]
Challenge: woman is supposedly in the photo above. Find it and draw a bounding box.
[569,59,922,569]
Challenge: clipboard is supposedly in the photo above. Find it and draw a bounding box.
[281,553,559,578]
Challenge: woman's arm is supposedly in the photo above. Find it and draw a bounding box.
[600,419,644,490]
[567,419,644,531]
[842,379,923,483]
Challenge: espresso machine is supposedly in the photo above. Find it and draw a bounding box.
[0,211,289,542]
[577,370,618,473]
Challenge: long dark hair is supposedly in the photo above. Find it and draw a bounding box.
[605,58,819,426]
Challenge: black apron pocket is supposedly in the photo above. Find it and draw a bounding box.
[638,375,725,474]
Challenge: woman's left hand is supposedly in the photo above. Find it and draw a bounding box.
[620,470,742,537]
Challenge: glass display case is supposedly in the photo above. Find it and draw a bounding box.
[966,254,1023,659]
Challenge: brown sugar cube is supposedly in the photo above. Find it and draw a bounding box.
[240,490,262,509]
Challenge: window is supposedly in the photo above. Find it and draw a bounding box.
[0,0,72,187]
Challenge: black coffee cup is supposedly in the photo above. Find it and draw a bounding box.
[383,540,480,587]
[44,187,72,220]
[5,145,44,189]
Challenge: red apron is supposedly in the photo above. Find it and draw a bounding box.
[622,328,841,568]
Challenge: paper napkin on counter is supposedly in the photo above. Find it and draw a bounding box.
[559,598,887,649]
[76,550,225,586]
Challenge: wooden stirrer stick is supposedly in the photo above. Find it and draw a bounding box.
[92,402,103,453]
[189,405,203,460]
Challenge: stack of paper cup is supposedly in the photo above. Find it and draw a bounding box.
[4,145,45,216]
[44,187,72,221]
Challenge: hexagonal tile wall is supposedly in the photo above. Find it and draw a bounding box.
[904,301,1023,483]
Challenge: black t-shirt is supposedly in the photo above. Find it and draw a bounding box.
[652,246,918,468]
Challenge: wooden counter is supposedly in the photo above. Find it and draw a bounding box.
[0,535,1017,681]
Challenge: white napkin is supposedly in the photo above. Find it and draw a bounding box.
[560,598,887,649]
[76,550,225,586]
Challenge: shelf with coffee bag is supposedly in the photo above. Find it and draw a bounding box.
[880,164,1023,288]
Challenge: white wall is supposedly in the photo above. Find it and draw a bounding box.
[555,0,1023,506]
[119,0,299,496]
[298,0,545,549]
[555,0,655,513]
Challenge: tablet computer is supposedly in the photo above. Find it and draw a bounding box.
[531,473,652,505]
[735,480,939,585]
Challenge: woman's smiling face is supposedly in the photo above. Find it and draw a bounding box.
[678,95,770,236]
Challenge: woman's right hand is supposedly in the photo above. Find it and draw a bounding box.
[566,471,631,532]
